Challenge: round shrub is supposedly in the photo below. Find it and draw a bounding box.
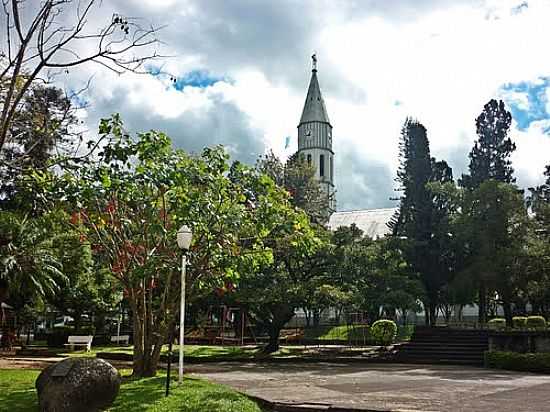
[526,316,547,330]
[512,316,528,329]
[370,319,397,346]
[488,318,506,330]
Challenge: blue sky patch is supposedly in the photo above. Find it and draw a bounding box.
[146,65,226,91]
[500,77,550,132]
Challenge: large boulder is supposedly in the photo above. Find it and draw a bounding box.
[36,357,121,412]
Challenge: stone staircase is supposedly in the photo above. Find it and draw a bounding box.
[396,326,489,365]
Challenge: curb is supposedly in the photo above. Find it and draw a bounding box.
[95,351,396,365]
[245,394,392,412]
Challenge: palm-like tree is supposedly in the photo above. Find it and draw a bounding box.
[0,212,65,311]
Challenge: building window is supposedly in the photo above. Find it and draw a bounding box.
[320,154,325,177]
[307,154,312,166]
[330,156,334,181]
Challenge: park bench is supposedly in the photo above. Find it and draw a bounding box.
[110,335,130,345]
[64,335,93,352]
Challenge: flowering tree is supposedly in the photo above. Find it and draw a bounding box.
[39,115,308,376]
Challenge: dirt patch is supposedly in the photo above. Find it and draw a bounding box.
[0,356,132,371]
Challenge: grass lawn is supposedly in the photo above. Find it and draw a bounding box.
[303,324,415,342]
[0,369,262,412]
[55,344,259,359]
[304,325,370,341]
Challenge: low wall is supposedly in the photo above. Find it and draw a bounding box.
[489,330,550,353]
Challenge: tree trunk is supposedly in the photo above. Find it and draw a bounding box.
[478,281,487,325]
[501,288,513,328]
[264,326,281,354]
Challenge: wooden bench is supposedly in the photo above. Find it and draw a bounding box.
[64,335,93,352]
[110,335,130,345]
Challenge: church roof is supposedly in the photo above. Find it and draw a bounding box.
[299,70,331,125]
[328,208,397,239]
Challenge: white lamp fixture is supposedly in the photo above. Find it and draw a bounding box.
[177,225,192,250]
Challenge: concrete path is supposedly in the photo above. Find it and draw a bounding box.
[188,362,550,412]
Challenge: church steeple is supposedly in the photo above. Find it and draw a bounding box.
[300,55,330,125]
[297,54,336,214]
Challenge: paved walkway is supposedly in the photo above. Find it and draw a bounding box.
[188,362,550,412]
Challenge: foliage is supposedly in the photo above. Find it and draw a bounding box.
[34,115,302,376]
[457,181,530,326]
[526,316,547,329]
[256,150,329,224]
[487,318,506,330]
[0,84,80,206]
[485,351,550,373]
[390,118,456,325]
[460,99,516,189]
[0,211,65,310]
[370,319,397,346]
[459,99,516,323]
[512,316,527,329]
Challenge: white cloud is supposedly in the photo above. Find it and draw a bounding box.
[63,0,550,209]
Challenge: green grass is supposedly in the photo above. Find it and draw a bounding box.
[304,325,370,341]
[303,324,415,343]
[57,344,258,359]
[0,369,262,412]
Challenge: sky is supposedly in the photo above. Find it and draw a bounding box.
[58,0,550,211]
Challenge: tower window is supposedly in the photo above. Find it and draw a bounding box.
[307,154,312,166]
[320,154,325,177]
[330,156,334,181]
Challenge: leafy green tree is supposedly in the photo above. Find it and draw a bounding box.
[38,115,301,376]
[0,84,79,207]
[457,181,529,326]
[459,99,516,322]
[525,165,550,315]
[0,211,66,322]
[256,151,328,224]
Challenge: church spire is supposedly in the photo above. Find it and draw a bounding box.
[296,54,336,215]
[299,55,330,125]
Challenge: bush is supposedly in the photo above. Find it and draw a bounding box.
[370,319,397,346]
[485,351,550,373]
[488,318,506,330]
[526,316,547,330]
[513,316,528,329]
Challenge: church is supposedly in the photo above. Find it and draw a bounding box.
[296,56,396,238]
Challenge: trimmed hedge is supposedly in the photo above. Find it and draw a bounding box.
[512,316,528,329]
[485,351,550,373]
[370,319,397,346]
[488,318,506,330]
[526,316,547,330]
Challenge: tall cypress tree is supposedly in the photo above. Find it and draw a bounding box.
[391,118,453,325]
[460,99,515,189]
[460,99,516,323]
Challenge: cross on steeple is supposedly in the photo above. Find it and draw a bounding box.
[311,53,317,72]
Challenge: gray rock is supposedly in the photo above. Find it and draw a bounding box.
[36,357,121,412]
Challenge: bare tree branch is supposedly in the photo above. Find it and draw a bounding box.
[0,0,163,155]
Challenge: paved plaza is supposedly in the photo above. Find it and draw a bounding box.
[190,362,550,412]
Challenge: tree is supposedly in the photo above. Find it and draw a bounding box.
[256,151,328,225]
[0,0,161,156]
[37,115,303,376]
[460,99,515,189]
[0,83,79,206]
[390,118,453,325]
[460,99,516,322]
[457,181,529,326]
[525,165,550,316]
[0,210,66,323]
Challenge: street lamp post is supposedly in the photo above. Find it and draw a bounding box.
[176,225,192,385]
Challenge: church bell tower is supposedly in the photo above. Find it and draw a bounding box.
[297,54,336,213]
